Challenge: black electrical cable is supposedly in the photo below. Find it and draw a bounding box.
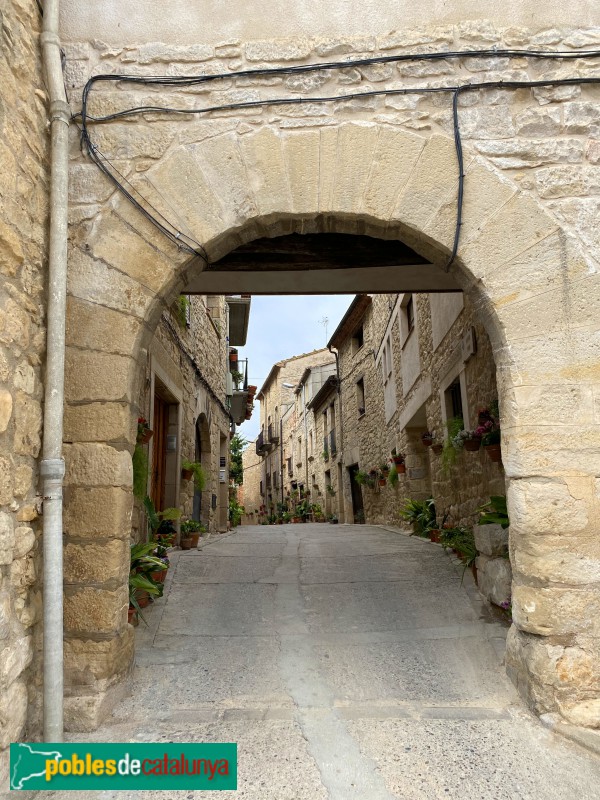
[78,47,600,271]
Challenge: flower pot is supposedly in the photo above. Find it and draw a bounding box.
[180,537,193,550]
[429,529,441,543]
[431,444,443,455]
[484,444,502,463]
[189,533,201,547]
[181,468,194,481]
[396,463,406,474]
[151,569,168,583]
[464,438,481,452]
[135,589,151,608]
[379,478,387,486]
[421,435,433,447]
[139,428,153,444]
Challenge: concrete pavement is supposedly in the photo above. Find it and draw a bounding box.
[38,524,600,799]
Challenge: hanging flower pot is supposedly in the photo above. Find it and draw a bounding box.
[396,463,406,474]
[421,432,433,447]
[391,453,405,467]
[229,348,238,366]
[431,444,443,455]
[484,444,502,463]
[181,467,194,481]
[379,478,387,487]
[464,437,482,452]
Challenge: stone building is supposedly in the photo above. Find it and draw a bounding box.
[256,349,334,519]
[240,443,263,525]
[2,0,600,767]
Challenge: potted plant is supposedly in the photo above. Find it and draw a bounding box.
[390,453,406,473]
[329,514,338,524]
[421,431,434,447]
[322,449,329,461]
[181,460,206,492]
[398,498,436,538]
[129,542,165,620]
[463,430,482,451]
[431,443,443,455]
[181,518,206,547]
[137,416,153,444]
[326,484,336,496]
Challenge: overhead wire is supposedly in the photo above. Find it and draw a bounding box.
[78,47,600,271]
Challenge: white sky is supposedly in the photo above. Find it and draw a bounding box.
[235,295,355,441]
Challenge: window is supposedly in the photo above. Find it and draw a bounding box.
[356,378,365,417]
[381,335,396,422]
[351,325,364,355]
[446,378,463,420]
[399,293,416,347]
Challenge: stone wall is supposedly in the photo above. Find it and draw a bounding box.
[0,0,49,772]
[240,443,262,524]
[134,296,230,538]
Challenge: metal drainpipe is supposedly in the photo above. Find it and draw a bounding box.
[41,0,70,742]
[328,345,342,518]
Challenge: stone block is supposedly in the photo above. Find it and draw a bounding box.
[64,402,134,444]
[473,523,508,556]
[476,555,512,606]
[0,636,32,690]
[64,627,134,688]
[64,443,133,489]
[135,42,213,63]
[474,138,584,168]
[0,511,14,565]
[12,526,35,560]
[90,211,177,294]
[64,679,131,733]
[282,130,320,214]
[68,245,153,320]
[330,123,379,216]
[64,539,129,586]
[559,699,600,728]
[240,127,292,217]
[508,478,589,537]
[505,626,562,713]
[0,679,27,749]
[64,487,133,539]
[13,391,41,456]
[66,297,144,357]
[245,38,312,62]
[0,389,12,432]
[9,555,36,590]
[65,347,136,404]
[514,107,561,137]
[0,592,11,640]
[512,585,600,637]
[64,585,128,635]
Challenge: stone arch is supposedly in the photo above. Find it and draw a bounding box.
[64,122,600,730]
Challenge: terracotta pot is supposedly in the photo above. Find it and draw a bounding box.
[128,606,139,626]
[151,569,168,583]
[464,438,482,452]
[421,435,433,447]
[181,468,194,481]
[396,463,406,474]
[135,590,150,608]
[484,444,502,463]
[379,478,387,486]
[429,529,441,543]
[180,537,193,550]
[189,533,201,547]
[139,428,153,444]
[431,444,443,455]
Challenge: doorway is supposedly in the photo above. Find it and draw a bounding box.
[348,464,364,524]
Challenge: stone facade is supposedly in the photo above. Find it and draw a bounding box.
[133,295,232,540]
[240,444,262,524]
[0,0,49,775]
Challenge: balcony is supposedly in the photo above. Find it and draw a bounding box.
[225,295,251,346]
[256,432,269,456]
[329,430,337,456]
[268,422,279,445]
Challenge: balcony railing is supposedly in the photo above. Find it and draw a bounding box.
[268,422,279,444]
[256,431,269,455]
[329,429,337,456]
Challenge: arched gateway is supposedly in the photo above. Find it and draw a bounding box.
[64,121,600,731]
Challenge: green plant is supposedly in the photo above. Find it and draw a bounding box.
[182,460,206,493]
[173,294,190,328]
[282,511,292,523]
[228,497,244,527]
[229,433,247,485]
[230,369,244,388]
[143,496,181,538]
[399,498,436,537]
[478,495,509,529]
[353,470,369,485]
[132,444,148,500]
[322,450,329,460]
[441,416,464,475]
[326,484,336,496]
[129,542,166,621]
[388,464,399,487]
[180,519,206,535]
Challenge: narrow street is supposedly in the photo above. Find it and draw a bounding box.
[48,524,600,799]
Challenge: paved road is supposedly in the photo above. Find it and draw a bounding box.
[39,524,600,799]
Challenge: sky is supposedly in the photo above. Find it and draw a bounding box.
[235,295,355,442]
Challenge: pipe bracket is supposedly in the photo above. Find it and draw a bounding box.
[40,457,66,482]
